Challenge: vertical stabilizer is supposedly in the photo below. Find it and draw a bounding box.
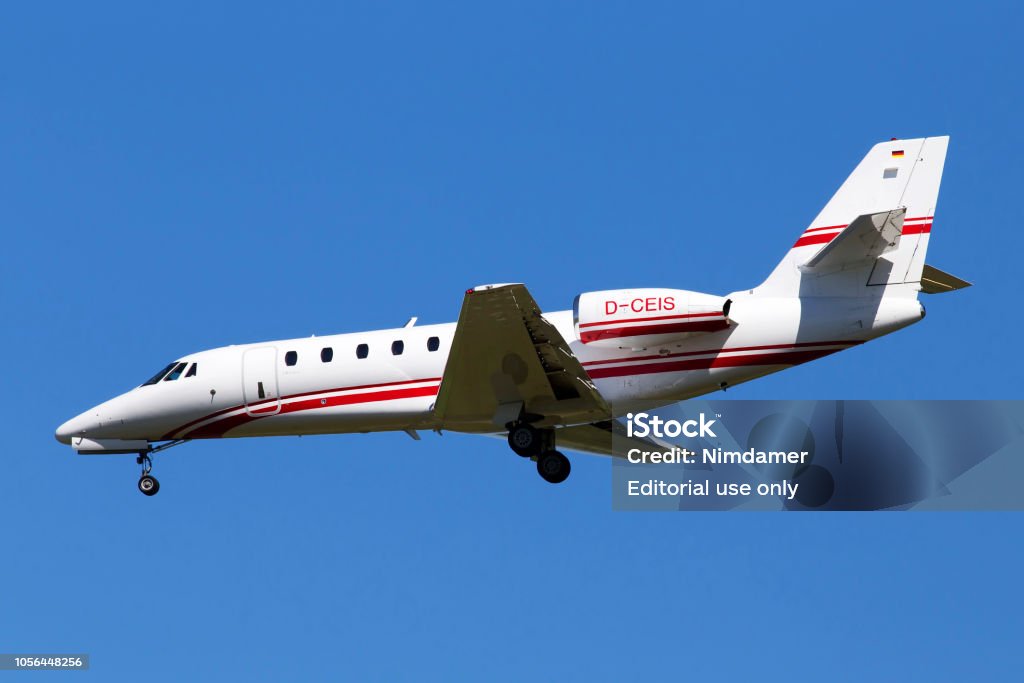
[756,136,949,297]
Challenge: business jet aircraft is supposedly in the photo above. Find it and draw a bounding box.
[56,136,969,495]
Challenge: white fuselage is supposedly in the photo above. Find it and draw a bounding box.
[55,290,924,447]
[53,135,957,496]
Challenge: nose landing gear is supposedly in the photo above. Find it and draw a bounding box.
[130,440,186,496]
[136,454,160,496]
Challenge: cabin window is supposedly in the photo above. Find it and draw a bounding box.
[321,347,334,363]
[392,340,404,356]
[185,363,197,378]
[163,362,188,382]
[285,351,298,366]
[356,343,368,359]
[427,336,440,352]
[142,362,178,386]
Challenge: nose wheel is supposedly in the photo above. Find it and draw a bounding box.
[138,474,160,496]
[136,454,160,496]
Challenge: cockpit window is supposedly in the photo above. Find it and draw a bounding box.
[185,363,197,378]
[163,362,189,382]
[142,362,178,386]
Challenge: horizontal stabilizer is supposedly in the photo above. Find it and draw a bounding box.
[799,209,905,273]
[920,264,972,294]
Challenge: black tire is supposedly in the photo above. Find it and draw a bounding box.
[508,423,541,457]
[138,475,160,496]
[536,450,571,484]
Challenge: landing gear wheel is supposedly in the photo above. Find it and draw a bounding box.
[138,475,160,496]
[536,450,571,484]
[136,453,159,495]
[508,423,542,457]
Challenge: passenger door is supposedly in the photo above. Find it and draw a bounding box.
[242,347,281,415]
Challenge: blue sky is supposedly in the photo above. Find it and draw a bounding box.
[2,1,1022,679]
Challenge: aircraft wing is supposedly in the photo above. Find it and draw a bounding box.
[433,284,610,431]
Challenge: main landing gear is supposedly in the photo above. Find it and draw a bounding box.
[536,450,571,484]
[506,422,571,484]
[137,454,159,496]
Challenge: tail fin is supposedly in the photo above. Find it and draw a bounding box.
[756,136,949,297]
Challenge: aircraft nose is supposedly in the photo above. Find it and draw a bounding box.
[55,418,75,444]
[55,412,95,444]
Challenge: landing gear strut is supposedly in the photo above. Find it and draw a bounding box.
[136,453,160,496]
[131,440,186,496]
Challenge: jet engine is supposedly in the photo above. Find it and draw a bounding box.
[574,288,731,349]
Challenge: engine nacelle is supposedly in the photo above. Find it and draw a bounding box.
[574,288,731,348]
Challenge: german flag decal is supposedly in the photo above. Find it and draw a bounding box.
[892,149,905,158]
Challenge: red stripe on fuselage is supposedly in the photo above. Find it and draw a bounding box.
[585,347,846,380]
[578,311,724,329]
[579,340,859,368]
[580,319,729,343]
[182,383,440,439]
[163,342,861,440]
[162,377,442,440]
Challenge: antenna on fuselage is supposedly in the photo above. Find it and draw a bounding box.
[404,317,418,328]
